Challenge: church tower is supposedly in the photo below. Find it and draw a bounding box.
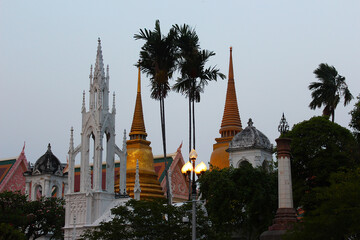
[125,66,164,199]
[64,39,126,239]
[210,47,242,169]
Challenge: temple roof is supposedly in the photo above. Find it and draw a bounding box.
[219,47,242,136]
[33,144,63,175]
[229,119,271,151]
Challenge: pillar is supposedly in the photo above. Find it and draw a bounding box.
[260,137,297,240]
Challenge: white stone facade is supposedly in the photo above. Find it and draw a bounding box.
[229,148,272,168]
[64,39,128,239]
[228,119,272,169]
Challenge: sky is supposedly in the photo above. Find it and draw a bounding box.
[1,1,359,168]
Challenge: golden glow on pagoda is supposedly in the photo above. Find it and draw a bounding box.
[117,66,164,199]
[210,47,242,169]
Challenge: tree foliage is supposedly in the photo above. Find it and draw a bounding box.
[0,191,65,240]
[199,165,277,240]
[309,63,353,122]
[284,116,359,211]
[284,169,360,240]
[0,223,25,240]
[172,23,225,151]
[135,20,179,203]
[82,199,213,240]
[350,94,360,143]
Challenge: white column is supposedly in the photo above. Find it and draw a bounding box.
[93,133,103,192]
[278,156,293,208]
[275,137,294,209]
[106,133,115,193]
[25,181,31,200]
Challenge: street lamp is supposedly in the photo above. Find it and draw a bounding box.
[181,149,207,240]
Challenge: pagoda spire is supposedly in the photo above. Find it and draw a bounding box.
[219,47,242,137]
[129,65,147,140]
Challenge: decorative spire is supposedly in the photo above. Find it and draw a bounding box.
[106,65,110,100]
[112,92,116,114]
[47,143,51,152]
[69,127,74,152]
[129,65,147,140]
[228,47,234,81]
[89,65,93,85]
[278,113,289,135]
[122,129,127,153]
[247,118,253,127]
[93,38,105,85]
[219,47,242,137]
[82,91,86,112]
[134,159,141,200]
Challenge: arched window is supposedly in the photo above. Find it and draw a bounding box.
[52,185,58,197]
[35,184,42,200]
[238,160,251,168]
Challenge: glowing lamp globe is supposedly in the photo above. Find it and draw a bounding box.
[195,161,207,176]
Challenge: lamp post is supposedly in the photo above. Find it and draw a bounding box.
[181,149,207,240]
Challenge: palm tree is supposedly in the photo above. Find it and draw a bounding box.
[309,63,353,122]
[173,24,225,152]
[134,20,178,204]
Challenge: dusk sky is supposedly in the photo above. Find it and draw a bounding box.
[1,1,359,167]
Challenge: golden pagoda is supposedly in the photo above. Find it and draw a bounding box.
[210,47,242,169]
[125,66,164,199]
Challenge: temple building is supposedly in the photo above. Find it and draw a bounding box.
[124,66,164,199]
[227,119,272,168]
[0,145,27,194]
[23,144,68,200]
[210,47,242,169]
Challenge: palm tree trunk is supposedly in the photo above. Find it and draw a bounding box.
[160,94,171,204]
[189,94,192,153]
[192,98,195,150]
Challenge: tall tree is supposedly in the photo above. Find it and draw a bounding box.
[284,116,359,211]
[134,20,178,204]
[172,24,225,152]
[349,94,360,143]
[82,199,214,240]
[309,63,353,122]
[0,191,65,240]
[284,169,360,240]
[199,165,277,240]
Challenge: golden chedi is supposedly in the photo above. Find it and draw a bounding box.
[210,47,242,169]
[125,66,164,199]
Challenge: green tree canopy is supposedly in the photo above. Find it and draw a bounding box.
[134,20,179,203]
[350,94,360,143]
[309,63,353,122]
[172,23,225,151]
[284,169,360,240]
[0,191,65,240]
[0,223,25,240]
[284,116,359,211]
[82,199,213,240]
[199,165,277,240]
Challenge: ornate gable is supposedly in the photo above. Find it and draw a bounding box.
[0,145,28,193]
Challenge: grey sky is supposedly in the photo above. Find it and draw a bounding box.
[1,1,359,167]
